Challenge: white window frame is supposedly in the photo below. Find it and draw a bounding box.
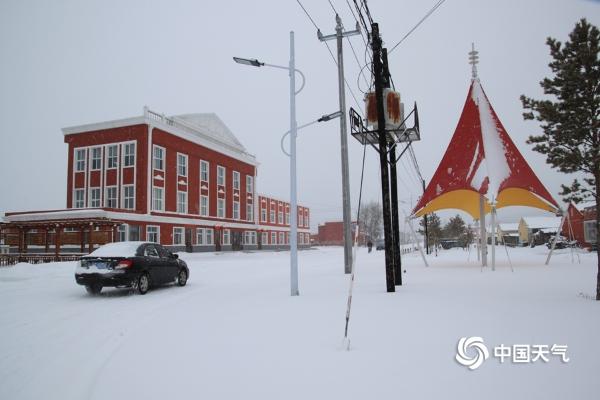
[279,232,285,244]
[233,200,240,220]
[74,188,85,208]
[200,195,209,217]
[285,210,290,225]
[153,145,165,171]
[146,225,160,243]
[91,147,102,171]
[217,165,225,186]
[270,207,275,223]
[196,228,205,245]
[206,228,213,245]
[89,187,101,208]
[152,186,164,211]
[106,145,118,169]
[177,153,188,177]
[278,210,283,225]
[247,203,253,222]
[173,227,184,245]
[122,185,135,210]
[105,186,117,208]
[217,198,225,218]
[222,229,230,245]
[246,175,253,194]
[233,171,240,190]
[177,191,188,214]
[123,143,135,167]
[75,148,86,172]
[200,160,209,182]
[261,232,268,245]
[304,213,309,227]
[271,232,277,244]
[584,220,597,243]
[261,207,267,223]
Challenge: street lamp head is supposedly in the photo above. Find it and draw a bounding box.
[318,110,342,122]
[233,57,264,67]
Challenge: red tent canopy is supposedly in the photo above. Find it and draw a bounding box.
[412,78,559,219]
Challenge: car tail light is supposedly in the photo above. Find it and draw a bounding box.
[115,260,133,270]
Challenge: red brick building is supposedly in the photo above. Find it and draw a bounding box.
[562,202,597,249]
[314,221,364,246]
[1,108,310,253]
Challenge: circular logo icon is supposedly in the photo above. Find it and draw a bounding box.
[455,336,489,370]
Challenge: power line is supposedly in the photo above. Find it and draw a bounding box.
[388,0,446,54]
[295,0,319,30]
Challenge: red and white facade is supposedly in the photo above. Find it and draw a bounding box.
[4,108,311,252]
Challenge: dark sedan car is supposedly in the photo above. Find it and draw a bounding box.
[75,241,189,295]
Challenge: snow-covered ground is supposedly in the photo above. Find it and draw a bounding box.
[1,245,598,399]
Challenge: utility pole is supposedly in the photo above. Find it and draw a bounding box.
[381,48,402,286]
[371,23,395,292]
[318,15,360,274]
[422,179,429,254]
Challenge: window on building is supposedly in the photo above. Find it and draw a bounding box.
[173,227,184,245]
[299,233,304,245]
[118,224,127,242]
[233,171,240,190]
[584,221,597,243]
[106,145,118,169]
[105,186,117,208]
[75,149,86,172]
[197,228,205,245]
[304,213,309,228]
[123,143,135,167]
[261,207,267,223]
[200,160,209,182]
[279,232,285,244]
[206,228,213,245]
[128,225,140,241]
[271,232,277,244]
[247,203,253,222]
[246,175,253,195]
[177,191,188,214]
[217,198,225,218]
[261,232,267,245]
[278,210,283,225]
[200,195,209,216]
[122,185,135,209]
[196,228,213,245]
[153,146,164,170]
[222,229,230,245]
[152,187,164,211]
[74,189,85,208]
[91,147,102,170]
[177,153,187,176]
[298,209,303,227]
[233,201,240,219]
[89,187,101,207]
[147,226,159,243]
[244,231,256,245]
[217,166,225,186]
[285,211,290,225]
[270,207,275,223]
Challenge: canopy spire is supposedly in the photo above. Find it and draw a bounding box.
[468,42,479,80]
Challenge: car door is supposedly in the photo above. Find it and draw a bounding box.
[157,244,179,282]
[142,244,165,283]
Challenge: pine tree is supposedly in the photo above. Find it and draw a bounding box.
[521,18,600,300]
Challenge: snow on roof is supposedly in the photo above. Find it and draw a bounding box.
[173,113,246,153]
[576,201,597,211]
[521,216,562,229]
[498,222,519,232]
[87,241,147,257]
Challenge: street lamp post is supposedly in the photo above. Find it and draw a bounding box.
[234,31,306,296]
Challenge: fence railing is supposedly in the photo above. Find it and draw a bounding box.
[0,254,83,267]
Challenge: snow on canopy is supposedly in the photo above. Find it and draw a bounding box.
[412,78,559,219]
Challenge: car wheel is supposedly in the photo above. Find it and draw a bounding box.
[85,284,102,295]
[177,269,188,287]
[137,273,150,295]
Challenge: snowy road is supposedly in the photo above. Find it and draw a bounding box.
[1,246,599,399]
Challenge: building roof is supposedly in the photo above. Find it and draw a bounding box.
[521,216,562,230]
[498,222,519,232]
[62,107,258,166]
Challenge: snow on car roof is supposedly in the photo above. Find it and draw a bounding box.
[87,241,148,257]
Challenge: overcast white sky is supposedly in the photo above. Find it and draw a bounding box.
[1,0,599,230]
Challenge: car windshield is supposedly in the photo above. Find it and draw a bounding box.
[88,241,146,257]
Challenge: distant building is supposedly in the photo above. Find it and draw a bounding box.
[518,216,562,246]
[314,221,364,246]
[0,108,310,254]
[497,222,520,246]
[563,202,597,248]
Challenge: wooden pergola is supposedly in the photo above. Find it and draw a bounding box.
[0,218,124,257]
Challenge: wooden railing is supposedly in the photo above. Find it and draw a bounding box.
[0,254,83,267]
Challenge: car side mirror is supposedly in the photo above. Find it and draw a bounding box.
[171,253,179,259]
